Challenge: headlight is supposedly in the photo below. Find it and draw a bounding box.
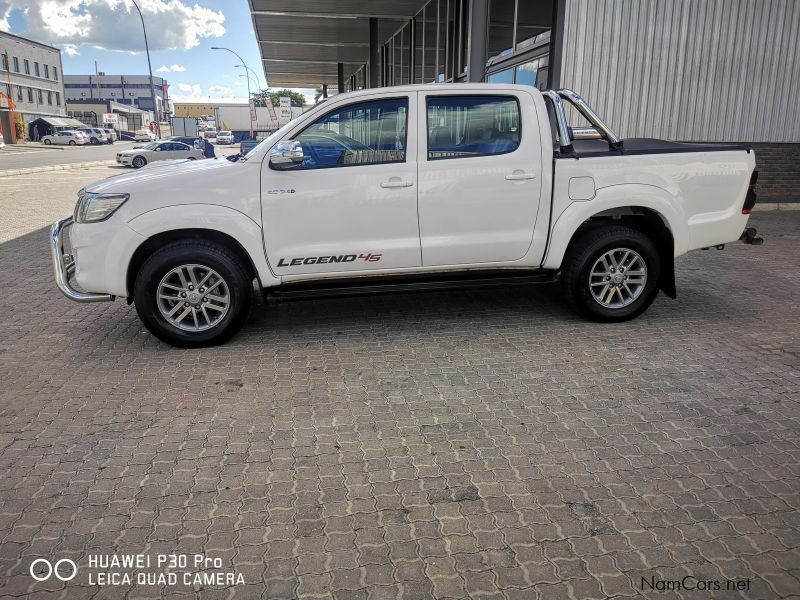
[74,190,129,223]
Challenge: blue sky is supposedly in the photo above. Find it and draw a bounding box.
[0,0,314,103]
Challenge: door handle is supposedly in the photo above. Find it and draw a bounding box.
[505,171,537,181]
[380,177,413,188]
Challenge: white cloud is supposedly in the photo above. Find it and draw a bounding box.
[173,82,202,99]
[208,85,233,96]
[0,0,225,53]
[156,64,186,73]
[62,44,81,56]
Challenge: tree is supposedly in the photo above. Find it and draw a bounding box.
[251,89,306,108]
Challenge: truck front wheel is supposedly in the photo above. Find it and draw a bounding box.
[134,241,252,347]
[561,225,661,322]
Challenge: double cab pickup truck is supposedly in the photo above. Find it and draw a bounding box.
[51,85,761,347]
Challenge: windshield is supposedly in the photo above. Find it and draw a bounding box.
[142,142,160,150]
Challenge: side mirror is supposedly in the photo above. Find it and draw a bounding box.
[269,140,304,170]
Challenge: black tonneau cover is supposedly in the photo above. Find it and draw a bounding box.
[569,138,751,158]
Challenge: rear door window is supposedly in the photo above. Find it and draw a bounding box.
[426,95,520,160]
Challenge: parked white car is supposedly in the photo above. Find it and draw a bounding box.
[134,129,156,142]
[42,130,87,145]
[115,140,203,168]
[203,126,217,139]
[0,132,4,148]
[216,130,233,144]
[78,128,109,145]
[103,129,117,143]
[51,84,762,347]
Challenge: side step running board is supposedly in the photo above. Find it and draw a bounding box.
[267,270,558,302]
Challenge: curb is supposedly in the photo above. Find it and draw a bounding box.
[0,160,116,178]
[753,203,800,211]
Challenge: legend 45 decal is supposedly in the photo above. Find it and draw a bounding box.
[276,253,383,267]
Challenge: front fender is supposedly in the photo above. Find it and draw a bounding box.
[542,183,687,270]
[127,204,279,287]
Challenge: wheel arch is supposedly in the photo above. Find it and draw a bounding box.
[544,186,683,299]
[125,205,279,302]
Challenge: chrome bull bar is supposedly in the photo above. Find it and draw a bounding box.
[50,216,114,302]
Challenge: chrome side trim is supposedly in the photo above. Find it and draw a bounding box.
[543,90,573,153]
[557,89,623,148]
[51,216,114,303]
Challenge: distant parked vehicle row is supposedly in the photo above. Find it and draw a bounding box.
[77,128,109,145]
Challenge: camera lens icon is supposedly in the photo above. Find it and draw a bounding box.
[30,558,78,582]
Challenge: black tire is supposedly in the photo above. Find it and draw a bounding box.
[91,137,99,145]
[132,155,147,169]
[561,225,661,322]
[69,140,76,146]
[134,241,252,347]
[43,139,51,145]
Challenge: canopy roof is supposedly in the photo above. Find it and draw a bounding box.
[32,116,88,129]
[249,0,429,87]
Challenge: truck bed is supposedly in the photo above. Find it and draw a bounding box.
[571,137,751,158]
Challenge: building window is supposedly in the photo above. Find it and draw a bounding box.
[1,53,7,71]
[34,62,40,77]
[37,89,43,103]
[55,92,61,106]
[294,98,408,169]
[13,56,19,72]
[426,95,520,160]
[44,65,50,79]
[16,85,23,101]
[47,91,52,105]
[53,66,58,81]
[2,83,9,96]
[488,0,516,60]
[24,59,30,74]
[27,87,33,102]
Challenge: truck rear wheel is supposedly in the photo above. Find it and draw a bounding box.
[561,225,661,322]
[134,241,252,347]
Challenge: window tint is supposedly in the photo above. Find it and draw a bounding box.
[427,95,520,160]
[296,98,407,169]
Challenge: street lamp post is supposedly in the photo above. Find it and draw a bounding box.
[235,64,264,92]
[238,73,259,95]
[211,47,254,138]
[130,0,160,139]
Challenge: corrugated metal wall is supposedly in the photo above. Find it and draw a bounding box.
[559,0,800,142]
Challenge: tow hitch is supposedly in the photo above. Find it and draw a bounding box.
[740,227,764,245]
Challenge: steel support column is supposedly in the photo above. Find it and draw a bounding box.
[547,0,566,89]
[337,62,345,93]
[369,17,380,88]
[467,0,489,82]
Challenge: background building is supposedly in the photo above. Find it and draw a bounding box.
[250,0,800,201]
[64,73,170,123]
[65,98,153,133]
[0,30,66,142]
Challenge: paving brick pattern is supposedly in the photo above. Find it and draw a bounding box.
[0,169,798,599]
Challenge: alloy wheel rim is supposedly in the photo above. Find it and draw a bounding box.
[157,264,230,332]
[589,247,647,308]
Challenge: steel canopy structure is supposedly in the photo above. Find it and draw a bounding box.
[249,0,430,88]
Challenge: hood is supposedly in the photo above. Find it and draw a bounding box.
[85,157,236,193]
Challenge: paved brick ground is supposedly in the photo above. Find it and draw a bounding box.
[0,168,798,599]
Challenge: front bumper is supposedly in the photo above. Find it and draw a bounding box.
[50,217,114,302]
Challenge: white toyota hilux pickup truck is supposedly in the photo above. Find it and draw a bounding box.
[52,84,762,347]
